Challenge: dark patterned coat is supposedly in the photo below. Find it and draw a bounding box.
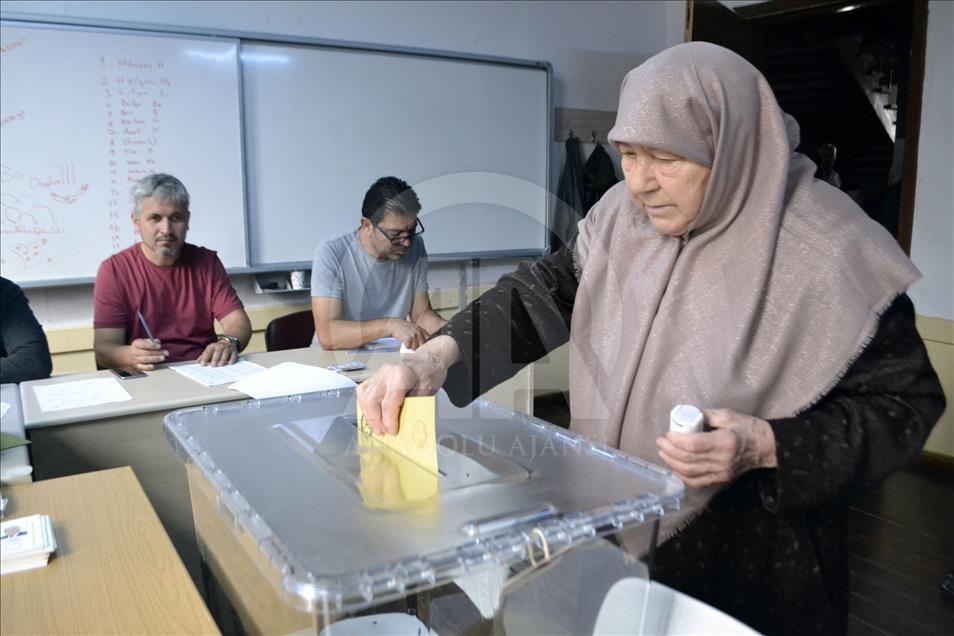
[438,247,945,635]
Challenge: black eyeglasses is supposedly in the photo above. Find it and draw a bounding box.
[372,218,425,244]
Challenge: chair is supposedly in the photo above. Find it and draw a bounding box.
[264,310,316,352]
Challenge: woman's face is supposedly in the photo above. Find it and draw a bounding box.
[618,142,711,236]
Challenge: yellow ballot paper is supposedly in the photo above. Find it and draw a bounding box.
[356,396,440,510]
[356,395,439,475]
[356,441,439,510]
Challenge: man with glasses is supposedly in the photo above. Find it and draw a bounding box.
[310,176,443,350]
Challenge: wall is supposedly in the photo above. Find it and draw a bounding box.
[910,0,954,457]
[3,0,681,385]
[908,0,953,323]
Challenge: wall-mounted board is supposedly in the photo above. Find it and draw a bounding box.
[241,42,550,266]
[0,22,246,284]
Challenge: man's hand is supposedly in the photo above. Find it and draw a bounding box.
[656,408,778,489]
[197,339,237,367]
[357,335,459,435]
[389,318,429,350]
[129,338,168,372]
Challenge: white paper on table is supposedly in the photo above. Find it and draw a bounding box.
[350,337,402,353]
[32,378,132,413]
[171,360,266,387]
[228,362,356,399]
[0,402,9,420]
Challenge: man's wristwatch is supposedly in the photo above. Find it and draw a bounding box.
[218,335,240,349]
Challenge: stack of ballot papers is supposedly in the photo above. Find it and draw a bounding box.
[171,360,265,387]
[32,378,132,413]
[228,362,357,399]
[1,514,57,575]
[350,337,402,352]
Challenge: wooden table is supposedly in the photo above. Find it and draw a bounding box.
[0,467,219,635]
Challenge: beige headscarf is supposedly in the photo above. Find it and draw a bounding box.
[569,42,919,538]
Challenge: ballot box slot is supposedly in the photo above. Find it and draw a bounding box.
[270,415,533,501]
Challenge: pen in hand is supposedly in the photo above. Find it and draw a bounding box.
[134,310,168,369]
[137,310,157,341]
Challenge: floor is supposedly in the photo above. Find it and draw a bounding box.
[532,393,954,635]
[845,461,954,635]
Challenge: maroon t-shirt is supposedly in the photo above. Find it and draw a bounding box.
[94,243,244,362]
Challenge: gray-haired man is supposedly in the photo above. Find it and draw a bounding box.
[94,173,251,371]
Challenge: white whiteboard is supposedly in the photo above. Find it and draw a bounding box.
[0,23,246,284]
[242,43,550,265]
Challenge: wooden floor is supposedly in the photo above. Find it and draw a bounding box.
[846,461,954,635]
[533,393,954,635]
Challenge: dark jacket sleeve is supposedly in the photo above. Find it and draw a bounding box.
[759,294,945,514]
[0,279,53,384]
[438,246,579,406]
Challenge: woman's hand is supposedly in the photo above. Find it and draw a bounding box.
[356,335,461,435]
[656,408,778,489]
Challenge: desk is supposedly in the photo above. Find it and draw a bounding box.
[1,383,32,485]
[0,467,219,635]
[19,348,533,591]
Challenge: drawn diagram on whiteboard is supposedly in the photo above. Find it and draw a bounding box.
[0,192,64,236]
[0,162,89,206]
[49,182,89,204]
[5,239,52,269]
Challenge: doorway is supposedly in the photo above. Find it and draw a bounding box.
[686,0,928,254]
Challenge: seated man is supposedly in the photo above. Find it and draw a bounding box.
[94,173,251,371]
[311,176,443,350]
[0,276,53,383]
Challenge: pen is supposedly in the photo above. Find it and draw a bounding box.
[137,310,157,341]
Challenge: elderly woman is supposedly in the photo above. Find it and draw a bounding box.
[357,43,944,634]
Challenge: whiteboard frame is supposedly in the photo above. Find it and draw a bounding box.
[1,12,554,287]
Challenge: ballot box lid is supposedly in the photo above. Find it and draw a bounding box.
[164,389,683,614]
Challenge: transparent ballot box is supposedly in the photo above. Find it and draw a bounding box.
[495,539,759,636]
[164,389,684,633]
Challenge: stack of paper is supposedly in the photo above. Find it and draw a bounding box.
[32,378,132,413]
[228,362,356,399]
[350,337,402,352]
[171,360,265,387]
[1,514,57,575]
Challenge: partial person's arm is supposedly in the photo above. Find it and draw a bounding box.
[196,256,250,366]
[656,294,943,497]
[196,308,252,367]
[94,328,168,372]
[410,291,445,335]
[357,246,579,434]
[311,296,428,350]
[439,246,578,405]
[755,294,944,514]
[93,259,166,372]
[0,284,52,383]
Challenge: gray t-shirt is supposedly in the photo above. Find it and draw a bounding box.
[310,230,429,323]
